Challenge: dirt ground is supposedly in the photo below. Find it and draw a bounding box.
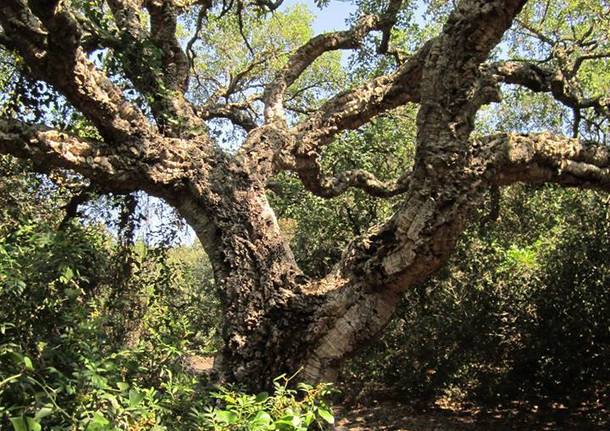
[182,356,608,430]
[334,399,609,430]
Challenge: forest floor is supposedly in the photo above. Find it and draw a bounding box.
[334,397,609,430]
[183,357,607,430]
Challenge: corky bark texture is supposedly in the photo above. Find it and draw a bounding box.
[1,0,609,390]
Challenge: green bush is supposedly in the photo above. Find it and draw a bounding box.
[196,375,335,431]
[0,156,218,430]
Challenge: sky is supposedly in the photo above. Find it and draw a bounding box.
[281,0,358,33]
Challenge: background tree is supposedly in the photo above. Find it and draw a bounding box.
[0,0,609,392]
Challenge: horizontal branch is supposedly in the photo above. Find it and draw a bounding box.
[0,116,217,200]
[0,118,141,192]
[487,132,610,191]
[199,103,259,131]
[290,156,411,198]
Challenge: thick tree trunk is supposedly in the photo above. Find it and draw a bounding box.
[170,168,320,390]
[170,159,480,390]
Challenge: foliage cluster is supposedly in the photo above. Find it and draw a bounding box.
[202,377,334,431]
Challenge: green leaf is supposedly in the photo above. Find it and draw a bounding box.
[318,407,334,424]
[87,412,111,431]
[34,404,54,421]
[9,416,41,431]
[254,391,269,403]
[251,410,271,425]
[60,266,74,283]
[23,356,34,371]
[215,409,238,424]
[128,389,145,407]
[116,382,129,392]
[303,411,314,426]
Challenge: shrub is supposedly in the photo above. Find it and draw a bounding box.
[197,375,335,431]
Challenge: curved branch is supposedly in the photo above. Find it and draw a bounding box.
[378,0,403,54]
[488,61,610,119]
[185,0,214,69]
[263,15,383,122]
[293,41,431,150]
[199,104,259,131]
[290,156,411,198]
[264,1,405,123]
[0,0,154,144]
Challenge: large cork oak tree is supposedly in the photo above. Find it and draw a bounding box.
[1,0,609,390]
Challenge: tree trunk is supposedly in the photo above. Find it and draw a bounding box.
[168,155,480,390]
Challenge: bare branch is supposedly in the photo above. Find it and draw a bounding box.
[486,132,610,192]
[489,61,610,119]
[515,18,555,46]
[59,184,97,228]
[293,161,412,198]
[199,104,259,131]
[185,0,214,69]
[0,118,141,192]
[263,14,389,122]
[571,52,610,76]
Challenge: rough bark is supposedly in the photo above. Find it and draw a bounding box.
[1,0,609,391]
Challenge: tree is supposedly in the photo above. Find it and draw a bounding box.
[0,0,608,391]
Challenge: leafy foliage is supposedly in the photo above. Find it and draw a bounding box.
[344,185,609,413]
[200,376,335,431]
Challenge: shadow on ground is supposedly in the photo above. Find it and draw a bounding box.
[335,398,609,430]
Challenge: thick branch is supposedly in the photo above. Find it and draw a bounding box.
[487,132,610,191]
[0,118,141,191]
[106,0,203,137]
[293,42,431,150]
[106,0,144,37]
[301,0,530,381]
[145,0,190,92]
[378,0,403,54]
[0,0,154,144]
